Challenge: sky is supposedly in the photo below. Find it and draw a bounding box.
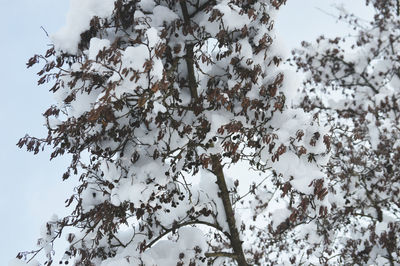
[0,0,372,265]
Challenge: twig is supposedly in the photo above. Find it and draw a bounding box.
[40,26,49,37]
[233,174,272,204]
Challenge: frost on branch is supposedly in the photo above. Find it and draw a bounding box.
[19,0,330,265]
[293,0,400,265]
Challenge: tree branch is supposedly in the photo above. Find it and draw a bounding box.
[190,0,216,19]
[205,252,237,259]
[144,220,229,251]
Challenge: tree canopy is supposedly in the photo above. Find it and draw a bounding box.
[14,0,400,265]
[293,0,400,264]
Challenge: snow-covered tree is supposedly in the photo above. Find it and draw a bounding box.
[17,0,331,265]
[293,0,400,264]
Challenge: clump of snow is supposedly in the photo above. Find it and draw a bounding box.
[146,27,160,47]
[88,38,110,60]
[138,0,155,12]
[52,0,115,54]
[151,6,179,27]
[142,227,207,266]
[365,112,379,150]
[122,45,150,72]
[270,207,291,230]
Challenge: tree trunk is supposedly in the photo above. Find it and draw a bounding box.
[211,155,248,266]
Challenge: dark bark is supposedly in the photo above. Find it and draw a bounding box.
[211,155,248,266]
[180,0,198,101]
[184,43,198,100]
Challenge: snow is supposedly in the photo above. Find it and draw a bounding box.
[153,101,167,114]
[146,27,160,48]
[52,0,115,54]
[280,68,301,105]
[366,112,379,150]
[151,6,179,27]
[25,0,337,264]
[214,1,251,31]
[142,227,207,266]
[270,207,291,230]
[122,45,150,72]
[70,89,101,118]
[238,38,253,68]
[138,0,155,12]
[275,153,322,194]
[88,38,110,60]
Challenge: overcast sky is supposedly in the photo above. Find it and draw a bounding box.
[0,0,371,265]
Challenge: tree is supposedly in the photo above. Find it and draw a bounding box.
[293,0,400,264]
[16,0,331,265]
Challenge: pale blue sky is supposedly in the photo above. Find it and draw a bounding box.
[0,0,70,263]
[0,0,371,264]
